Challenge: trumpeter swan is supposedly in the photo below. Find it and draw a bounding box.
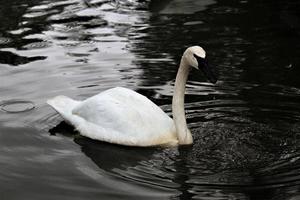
[47,46,217,146]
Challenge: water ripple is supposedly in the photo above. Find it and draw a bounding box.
[0,100,35,113]
[0,0,300,199]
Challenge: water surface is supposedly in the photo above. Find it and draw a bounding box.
[1,0,300,199]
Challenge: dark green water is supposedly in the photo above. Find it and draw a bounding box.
[0,0,300,199]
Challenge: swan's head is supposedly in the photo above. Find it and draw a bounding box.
[183,46,218,84]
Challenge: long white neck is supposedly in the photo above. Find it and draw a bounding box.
[172,57,193,145]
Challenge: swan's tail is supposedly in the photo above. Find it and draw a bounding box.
[47,95,81,125]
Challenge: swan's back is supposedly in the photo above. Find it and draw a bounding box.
[48,87,177,146]
[73,87,172,134]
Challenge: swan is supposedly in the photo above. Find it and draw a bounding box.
[47,46,217,146]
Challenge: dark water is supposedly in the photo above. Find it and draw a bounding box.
[1,0,300,199]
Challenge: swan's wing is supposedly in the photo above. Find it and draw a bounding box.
[47,95,81,126]
[71,87,176,145]
[72,87,173,132]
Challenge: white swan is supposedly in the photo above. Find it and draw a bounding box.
[47,46,217,146]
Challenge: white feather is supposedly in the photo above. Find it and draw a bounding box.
[48,87,177,146]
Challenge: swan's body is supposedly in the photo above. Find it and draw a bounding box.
[47,46,217,146]
[48,87,177,146]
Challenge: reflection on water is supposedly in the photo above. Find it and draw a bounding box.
[0,0,300,199]
[149,0,216,14]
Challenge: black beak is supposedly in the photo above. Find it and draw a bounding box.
[194,54,218,84]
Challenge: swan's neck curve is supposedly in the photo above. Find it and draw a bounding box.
[172,57,193,145]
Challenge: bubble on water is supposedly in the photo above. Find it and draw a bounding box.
[0,100,35,113]
[285,64,293,69]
